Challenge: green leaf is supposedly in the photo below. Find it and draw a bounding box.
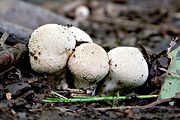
[159,46,180,105]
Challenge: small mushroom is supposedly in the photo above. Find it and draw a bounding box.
[68,26,93,43]
[28,24,76,73]
[98,47,149,95]
[75,5,90,21]
[68,43,109,90]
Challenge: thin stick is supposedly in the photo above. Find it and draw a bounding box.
[0,32,9,47]
[50,91,68,99]
[94,106,142,111]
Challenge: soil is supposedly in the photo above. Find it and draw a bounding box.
[0,0,180,119]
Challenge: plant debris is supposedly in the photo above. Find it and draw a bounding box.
[0,0,180,119]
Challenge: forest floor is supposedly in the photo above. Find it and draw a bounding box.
[0,0,180,119]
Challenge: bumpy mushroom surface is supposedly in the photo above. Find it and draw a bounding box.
[68,43,109,89]
[68,26,93,43]
[98,47,149,95]
[28,24,76,73]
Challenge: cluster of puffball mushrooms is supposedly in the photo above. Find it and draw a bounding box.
[28,24,149,95]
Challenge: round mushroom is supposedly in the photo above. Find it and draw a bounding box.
[75,5,90,21]
[68,43,109,90]
[98,47,149,95]
[28,24,76,73]
[68,26,93,43]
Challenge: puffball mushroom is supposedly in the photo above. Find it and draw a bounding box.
[75,5,90,21]
[28,24,76,73]
[68,26,93,43]
[68,43,109,90]
[98,47,149,95]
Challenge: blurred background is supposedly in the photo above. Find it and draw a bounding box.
[0,0,180,53]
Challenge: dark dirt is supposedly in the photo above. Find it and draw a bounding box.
[0,0,180,119]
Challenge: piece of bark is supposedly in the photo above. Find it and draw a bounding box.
[0,19,32,45]
[0,0,78,29]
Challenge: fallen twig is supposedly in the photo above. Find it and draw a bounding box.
[0,19,32,45]
[143,92,180,108]
[0,32,9,47]
[0,0,78,29]
[94,106,141,111]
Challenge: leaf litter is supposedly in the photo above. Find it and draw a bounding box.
[0,0,180,119]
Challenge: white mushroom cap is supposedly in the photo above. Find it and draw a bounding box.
[68,43,109,89]
[75,5,90,21]
[28,24,76,73]
[99,47,149,94]
[68,26,93,43]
